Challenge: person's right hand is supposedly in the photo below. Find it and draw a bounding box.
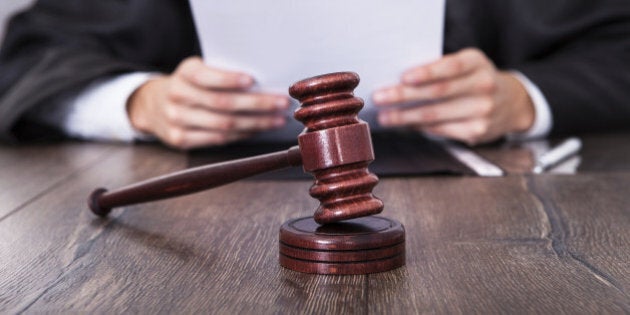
[126,56,290,149]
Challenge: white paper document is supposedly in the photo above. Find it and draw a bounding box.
[190,0,445,140]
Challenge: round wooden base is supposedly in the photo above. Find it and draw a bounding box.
[279,216,405,275]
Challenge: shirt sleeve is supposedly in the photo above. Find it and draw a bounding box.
[27,72,155,142]
[507,71,553,141]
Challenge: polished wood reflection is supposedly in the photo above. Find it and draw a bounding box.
[0,134,629,313]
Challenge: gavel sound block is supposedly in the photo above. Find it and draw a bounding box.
[88,72,405,275]
[280,72,405,274]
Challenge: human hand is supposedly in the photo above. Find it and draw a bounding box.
[127,56,290,149]
[373,48,535,145]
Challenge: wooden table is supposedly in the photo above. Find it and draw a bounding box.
[1,133,629,313]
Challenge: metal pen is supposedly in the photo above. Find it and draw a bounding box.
[532,137,582,174]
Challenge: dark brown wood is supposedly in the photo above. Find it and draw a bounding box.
[367,176,630,313]
[290,72,383,224]
[0,144,366,313]
[279,216,405,274]
[0,143,111,219]
[1,137,630,313]
[280,216,405,250]
[273,72,400,275]
[279,242,405,262]
[279,252,405,275]
[89,146,303,216]
[0,144,192,313]
[89,72,384,225]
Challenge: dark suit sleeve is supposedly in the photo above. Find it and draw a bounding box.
[444,0,630,135]
[0,0,199,142]
[505,1,630,135]
[516,45,630,135]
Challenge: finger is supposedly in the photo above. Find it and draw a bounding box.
[378,96,493,127]
[162,128,251,150]
[164,105,287,132]
[176,56,254,90]
[373,69,496,106]
[401,48,490,85]
[169,79,290,113]
[419,119,492,146]
[204,91,290,113]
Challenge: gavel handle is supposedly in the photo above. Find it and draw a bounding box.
[89,146,303,217]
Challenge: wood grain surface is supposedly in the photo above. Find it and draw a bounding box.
[1,134,629,313]
[0,143,112,219]
[369,176,629,313]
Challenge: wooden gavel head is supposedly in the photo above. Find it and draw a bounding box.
[88,71,383,225]
[290,72,384,224]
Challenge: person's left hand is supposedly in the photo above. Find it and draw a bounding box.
[372,48,536,145]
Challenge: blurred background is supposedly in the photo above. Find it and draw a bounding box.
[0,1,34,42]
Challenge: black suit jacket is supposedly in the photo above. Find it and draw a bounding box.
[1,0,629,142]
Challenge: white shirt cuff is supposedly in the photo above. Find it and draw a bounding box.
[60,72,155,142]
[507,71,553,140]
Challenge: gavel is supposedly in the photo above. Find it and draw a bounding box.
[89,72,384,224]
